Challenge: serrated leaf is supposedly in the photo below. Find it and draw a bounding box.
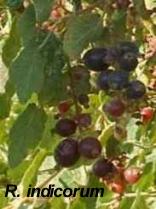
[2,17,21,67]
[21,149,47,196]
[33,0,54,23]
[18,5,36,46]
[64,13,103,58]
[10,44,46,102]
[99,123,115,145]
[8,104,46,167]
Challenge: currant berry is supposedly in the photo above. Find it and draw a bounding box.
[78,94,89,106]
[126,80,146,99]
[83,48,109,71]
[79,137,102,159]
[74,113,92,128]
[55,119,77,137]
[93,158,116,178]
[118,52,138,71]
[123,167,141,184]
[54,139,79,167]
[110,180,125,194]
[108,70,129,90]
[97,70,112,90]
[58,101,71,114]
[103,98,125,117]
[140,107,154,123]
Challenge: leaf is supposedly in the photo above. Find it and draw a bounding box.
[130,192,149,209]
[2,16,21,67]
[120,197,135,209]
[49,196,67,209]
[33,0,54,23]
[99,123,115,145]
[39,70,69,106]
[7,0,23,8]
[0,190,8,208]
[126,118,140,141]
[144,0,156,10]
[10,44,46,102]
[64,13,103,58]
[0,94,11,119]
[8,104,47,167]
[21,149,47,196]
[18,4,36,46]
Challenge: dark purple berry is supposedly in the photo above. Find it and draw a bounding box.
[97,70,112,90]
[54,139,79,167]
[117,41,139,56]
[126,80,146,99]
[83,48,109,71]
[93,158,116,178]
[103,98,125,117]
[79,137,102,159]
[118,52,138,71]
[74,113,92,128]
[108,70,129,90]
[78,94,89,106]
[55,119,77,137]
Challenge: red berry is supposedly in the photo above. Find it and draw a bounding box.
[123,167,141,184]
[110,180,125,194]
[58,101,71,114]
[140,107,154,123]
[51,8,62,19]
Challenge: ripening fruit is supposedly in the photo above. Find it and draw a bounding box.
[54,139,79,167]
[97,70,112,90]
[140,107,154,123]
[103,98,125,117]
[108,70,129,90]
[93,158,116,178]
[74,113,92,128]
[55,119,77,137]
[51,8,62,20]
[58,101,71,114]
[83,48,109,71]
[78,137,102,159]
[110,179,125,194]
[126,80,146,99]
[123,167,141,184]
[118,52,138,71]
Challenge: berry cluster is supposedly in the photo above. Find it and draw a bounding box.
[53,41,150,194]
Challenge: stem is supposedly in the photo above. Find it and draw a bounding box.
[38,32,52,50]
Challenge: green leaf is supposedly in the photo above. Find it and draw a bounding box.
[18,5,36,46]
[49,196,67,209]
[2,16,21,67]
[21,149,47,196]
[0,190,8,208]
[130,192,149,209]
[7,0,23,8]
[33,0,54,23]
[64,13,103,58]
[120,197,135,209]
[8,104,47,167]
[0,94,11,119]
[10,44,46,102]
[99,123,115,145]
[39,70,69,106]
